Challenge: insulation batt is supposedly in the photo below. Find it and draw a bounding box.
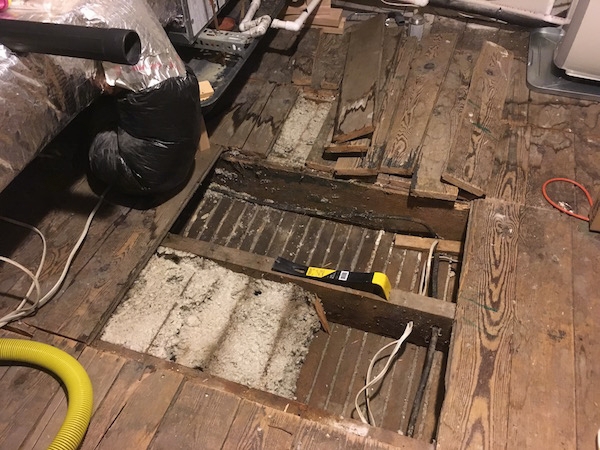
[88,68,202,195]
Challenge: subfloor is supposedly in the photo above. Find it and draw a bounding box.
[1,11,600,450]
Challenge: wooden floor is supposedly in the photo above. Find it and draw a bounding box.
[2,10,600,450]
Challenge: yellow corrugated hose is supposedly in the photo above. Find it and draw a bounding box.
[0,338,93,450]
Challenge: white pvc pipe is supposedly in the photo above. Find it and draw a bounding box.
[241,15,272,36]
[271,0,322,31]
[239,0,262,31]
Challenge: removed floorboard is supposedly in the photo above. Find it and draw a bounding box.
[333,15,384,143]
[311,32,349,90]
[441,41,513,197]
[380,33,458,176]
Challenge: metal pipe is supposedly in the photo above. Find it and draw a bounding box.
[407,326,439,437]
[0,20,141,65]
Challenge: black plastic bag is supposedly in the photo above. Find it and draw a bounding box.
[88,68,201,195]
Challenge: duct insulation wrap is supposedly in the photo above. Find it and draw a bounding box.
[88,68,202,195]
[0,0,196,196]
[2,0,186,91]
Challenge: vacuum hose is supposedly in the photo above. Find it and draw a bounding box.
[0,338,93,450]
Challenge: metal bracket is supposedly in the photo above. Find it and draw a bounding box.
[194,29,253,55]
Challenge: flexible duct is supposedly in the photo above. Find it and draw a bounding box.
[0,338,93,450]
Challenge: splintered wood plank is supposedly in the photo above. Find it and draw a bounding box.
[334,28,407,176]
[380,33,458,176]
[324,138,370,155]
[442,41,513,197]
[506,206,575,449]
[292,29,322,86]
[311,32,350,90]
[242,84,300,157]
[437,199,519,449]
[93,368,183,449]
[333,16,385,143]
[411,48,477,201]
[305,98,338,173]
[150,381,240,450]
[209,79,275,149]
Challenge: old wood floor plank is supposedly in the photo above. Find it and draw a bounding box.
[292,29,322,86]
[94,368,183,449]
[333,16,385,143]
[150,380,240,450]
[437,199,519,450]
[507,206,575,449]
[242,84,300,158]
[311,32,350,90]
[410,48,474,201]
[334,27,406,176]
[209,79,275,149]
[380,33,458,176]
[442,41,513,196]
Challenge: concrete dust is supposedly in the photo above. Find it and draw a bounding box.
[102,247,320,399]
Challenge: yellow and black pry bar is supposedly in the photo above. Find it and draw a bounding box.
[272,257,391,301]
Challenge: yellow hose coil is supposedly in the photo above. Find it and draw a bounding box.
[0,338,93,450]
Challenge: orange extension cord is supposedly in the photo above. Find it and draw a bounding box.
[542,177,594,222]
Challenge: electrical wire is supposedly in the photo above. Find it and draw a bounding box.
[0,216,47,309]
[355,321,413,426]
[0,188,108,328]
[542,177,593,222]
[418,240,438,296]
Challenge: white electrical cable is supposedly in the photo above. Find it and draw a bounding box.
[0,188,108,328]
[0,256,41,303]
[0,216,47,309]
[354,321,413,426]
[418,240,438,296]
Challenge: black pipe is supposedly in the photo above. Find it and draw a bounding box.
[0,20,141,65]
[407,327,439,438]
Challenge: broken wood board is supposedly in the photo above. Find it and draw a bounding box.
[394,234,462,255]
[163,234,456,350]
[242,84,299,158]
[375,173,411,195]
[410,48,478,201]
[442,41,513,197]
[291,29,321,86]
[333,27,408,176]
[324,138,370,155]
[380,32,458,176]
[311,32,349,90]
[332,15,384,143]
[209,79,275,149]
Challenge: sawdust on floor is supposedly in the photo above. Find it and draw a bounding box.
[102,247,320,399]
